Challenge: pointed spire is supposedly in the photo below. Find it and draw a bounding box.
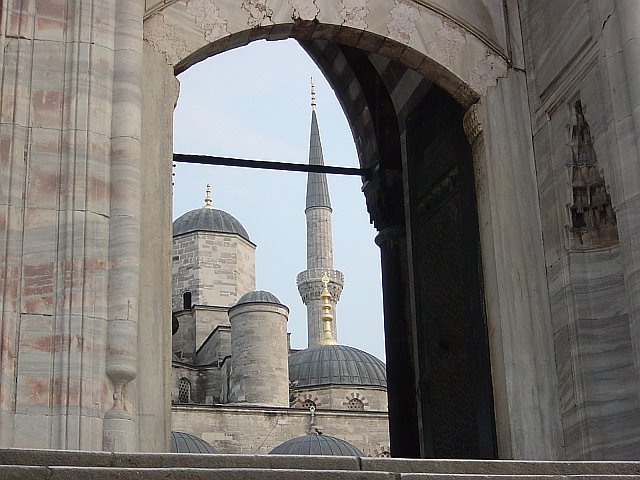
[306,83,331,211]
[319,273,336,346]
[204,184,213,209]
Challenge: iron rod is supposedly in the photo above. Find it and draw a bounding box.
[173,153,371,179]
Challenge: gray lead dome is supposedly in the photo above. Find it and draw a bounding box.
[269,433,364,456]
[170,431,217,454]
[289,344,387,388]
[172,207,250,241]
[236,290,283,306]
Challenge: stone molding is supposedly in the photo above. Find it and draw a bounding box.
[463,102,483,146]
[143,0,508,98]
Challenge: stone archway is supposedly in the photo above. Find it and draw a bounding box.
[140,0,563,460]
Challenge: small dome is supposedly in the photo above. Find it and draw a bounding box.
[173,208,250,241]
[235,290,283,306]
[269,433,363,456]
[170,431,217,454]
[289,345,386,388]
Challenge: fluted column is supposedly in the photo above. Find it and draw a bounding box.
[103,0,144,452]
[0,0,117,450]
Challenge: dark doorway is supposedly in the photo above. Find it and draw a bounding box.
[406,87,497,459]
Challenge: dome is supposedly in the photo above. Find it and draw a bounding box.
[170,431,217,454]
[172,207,250,241]
[269,433,364,456]
[288,344,386,388]
[236,290,283,306]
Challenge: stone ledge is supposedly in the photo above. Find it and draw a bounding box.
[361,458,640,475]
[1,449,640,477]
[3,466,640,480]
[0,450,359,470]
[0,467,393,480]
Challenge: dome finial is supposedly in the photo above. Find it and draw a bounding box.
[311,78,316,111]
[204,183,213,209]
[319,272,336,346]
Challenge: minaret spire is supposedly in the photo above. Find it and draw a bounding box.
[204,184,213,209]
[297,83,344,348]
[319,273,337,346]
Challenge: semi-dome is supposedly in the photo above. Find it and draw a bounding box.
[170,431,217,454]
[172,207,250,241]
[269,433,363,456]
[288,344,386,388]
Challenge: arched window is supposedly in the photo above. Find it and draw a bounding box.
[178,377,191,403]
[347,397,364,410]
[301,399,316,410]
[183,291,192,310]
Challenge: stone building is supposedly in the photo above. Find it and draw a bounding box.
[169,92,390,456]
[1,0,640,461]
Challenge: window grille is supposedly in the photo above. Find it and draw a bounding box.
[178,377,191,403]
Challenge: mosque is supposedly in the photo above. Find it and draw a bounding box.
[168,86,390,456]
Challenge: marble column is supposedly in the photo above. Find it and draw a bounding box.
[375,225,421,458]
[0,0,116,450]
[465,80,564,460]
[103,0,144,452]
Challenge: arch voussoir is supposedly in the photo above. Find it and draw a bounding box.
[143,0,507,99]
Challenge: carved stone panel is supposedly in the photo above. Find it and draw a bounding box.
[566,100,618,249]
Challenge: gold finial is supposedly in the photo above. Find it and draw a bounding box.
[319,272,336,346]
[204,184,213,209]
[311,78,316,111]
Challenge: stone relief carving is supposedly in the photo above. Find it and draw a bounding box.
[242,0,273,27]
[428,17,465,70]
[468,52,505,96]
[186,0,229,41]
[144,13,188,65]
[289,0,319,21]
[566,99,618,249]
[463,103,486,199]
[387,0,420,44]
[340,0,369,29]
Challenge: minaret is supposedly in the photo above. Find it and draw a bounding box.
[297,80,344,348]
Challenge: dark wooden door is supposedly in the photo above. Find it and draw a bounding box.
[406,88,497,459]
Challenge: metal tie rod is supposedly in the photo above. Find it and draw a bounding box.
[173,153,371,180]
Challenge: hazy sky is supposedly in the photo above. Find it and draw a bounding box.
[172,39,386,360]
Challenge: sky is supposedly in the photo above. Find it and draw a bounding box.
[172,39,386,360]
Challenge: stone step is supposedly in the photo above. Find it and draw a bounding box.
[1,449,639,478]
[1,466,640,480]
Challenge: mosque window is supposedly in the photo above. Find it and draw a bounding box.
[183,291,192,310]
[301,399,316,410]
[178,377,191,403]
[347,398,364,410]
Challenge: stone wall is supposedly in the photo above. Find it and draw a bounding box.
[229,303,289,407]
[291,386,388,412]
[520,0,640,460]
[196,324,231,366]
[193,307,231,353]
[171,232,256,313]
[171,405,390,456]
[171,364,221,405]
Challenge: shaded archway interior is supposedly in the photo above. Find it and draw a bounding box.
[302,37,497,459]
[173,33,496,459]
